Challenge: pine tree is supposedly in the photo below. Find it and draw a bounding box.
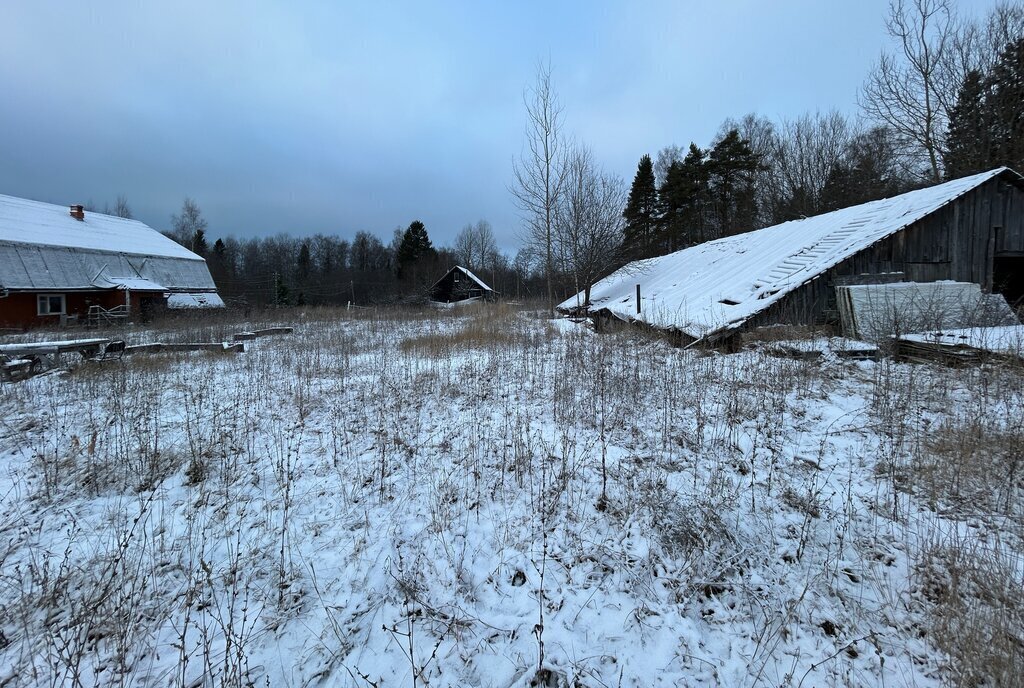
[622,154,658,259]
[706,130,761,239]
[658,144,709,250]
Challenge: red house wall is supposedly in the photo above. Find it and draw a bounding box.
[0,290,161,330]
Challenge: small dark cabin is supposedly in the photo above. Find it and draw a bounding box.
[429,266,496,304]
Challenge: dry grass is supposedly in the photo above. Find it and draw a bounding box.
[5,311,1024,686]
[916,541,1024,687]
[398,304,555,356]
[912,417,1023,523]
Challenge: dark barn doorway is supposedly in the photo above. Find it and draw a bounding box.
[994,255,1024,309]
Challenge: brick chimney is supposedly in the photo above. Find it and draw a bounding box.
[70,204,85,221]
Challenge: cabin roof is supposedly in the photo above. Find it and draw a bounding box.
[432,265,494,293]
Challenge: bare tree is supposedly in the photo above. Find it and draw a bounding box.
[555,143,626,310]
[771,111,855,218]
[511,60,566,316]
[454,220,498,273]
[169,197,208,252]
[860,0,956,182]
[113,194,132,219]
[940,1,1024,115]
[654,144,684,187]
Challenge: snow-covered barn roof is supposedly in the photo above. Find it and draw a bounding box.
[559,167,1023,341]
[0,193,216,292]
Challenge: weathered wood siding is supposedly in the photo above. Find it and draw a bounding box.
[746,176,1024,330]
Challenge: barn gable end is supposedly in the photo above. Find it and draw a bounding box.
[748,174,1024,330]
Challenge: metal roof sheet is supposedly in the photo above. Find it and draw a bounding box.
[0,193,217,292]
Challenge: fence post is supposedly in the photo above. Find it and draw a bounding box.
[636,284,641,314]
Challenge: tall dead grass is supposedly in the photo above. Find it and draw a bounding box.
[398,304,555,356]
[916,540,1024,686]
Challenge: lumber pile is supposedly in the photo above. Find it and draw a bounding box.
[125,342,245,355]
[233,327,293,342]
[763,337,878,360]
[893,325,1024,365]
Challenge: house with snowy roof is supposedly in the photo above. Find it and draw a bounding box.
[559,167,1024,344]
[0,195,222,329]
[429,265,496,305]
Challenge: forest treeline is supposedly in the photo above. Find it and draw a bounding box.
[168,212,530,306]
[622,1,1024,261]
[97,1,1022,308]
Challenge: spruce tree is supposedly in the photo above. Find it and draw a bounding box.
[273,273,290,306]
[396,220,436,279]
[191,228,208,256]
[944,70,990,179]
[622,154,658,259]
[707,130,761,239]
[986,37,1024,173]
[658,144,708,250]
[944,38,1024,179]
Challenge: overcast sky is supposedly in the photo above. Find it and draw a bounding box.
[0,1,1001,252]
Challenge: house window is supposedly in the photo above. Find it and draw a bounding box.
[37,294,65,316]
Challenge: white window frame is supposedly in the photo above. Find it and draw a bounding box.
[37,293,66,316]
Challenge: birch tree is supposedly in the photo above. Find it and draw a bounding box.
[454,220,499,273]
[511,61,566,316]
[556,144,626,309]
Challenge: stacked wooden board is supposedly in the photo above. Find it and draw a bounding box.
[894,326,1024,365]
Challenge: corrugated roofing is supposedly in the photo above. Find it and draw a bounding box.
[559,167,1022,341]
[167,292,226,309]
[0,193,217,292]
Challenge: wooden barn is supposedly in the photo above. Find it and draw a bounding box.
[560,167,1024,343]
[0,194,222,330]
[429,266,496,305]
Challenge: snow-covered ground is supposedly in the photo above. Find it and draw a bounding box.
[0,307,1021,687]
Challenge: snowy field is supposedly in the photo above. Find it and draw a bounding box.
[1,306,1022,687]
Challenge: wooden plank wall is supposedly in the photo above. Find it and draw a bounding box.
[745,176,1024,331]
